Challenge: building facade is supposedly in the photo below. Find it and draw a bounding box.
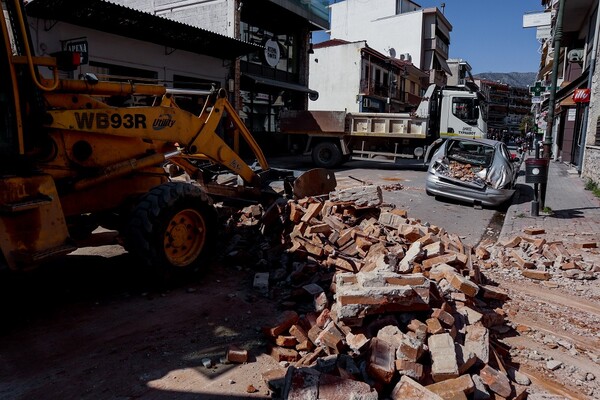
[25,0,259,111]
[308,39,427,113]
[328,0,452,86]
[446,59,474,87]
[113,0,329,151]
[535,0,599,168]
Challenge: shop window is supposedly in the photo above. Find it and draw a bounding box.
[240,22,298,74]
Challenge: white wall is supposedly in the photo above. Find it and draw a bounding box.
[29,18,228,86]
[329,0,424,68]
[116,0,235,37]
[308,42,363,112]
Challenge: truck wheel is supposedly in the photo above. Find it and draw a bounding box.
[312,142,343,168]
[127,182,216,277]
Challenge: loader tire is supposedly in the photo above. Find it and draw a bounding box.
[127,182,216,278]
[312,141,343,169]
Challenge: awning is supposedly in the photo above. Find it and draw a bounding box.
[432,53,452,75]
[542,72,589,108]
[26,0,262,60]
[242,73,318,96]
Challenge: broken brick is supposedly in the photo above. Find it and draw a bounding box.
[368,338,396,384]
[227,345,249,364]
[263,311,300,338]
[426,374,475,398]
[269,345,299,362]
[522,269,551,280]
[391,376,444,400]
[479,364,512,398]
[523,227,545,235]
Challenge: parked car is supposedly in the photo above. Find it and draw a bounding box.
[425,138,520,207]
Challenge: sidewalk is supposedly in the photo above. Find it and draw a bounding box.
[499,156,600,246]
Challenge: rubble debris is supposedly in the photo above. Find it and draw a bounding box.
[220,184,597,399]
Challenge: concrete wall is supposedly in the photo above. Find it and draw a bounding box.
[330,0,424,69]
[29,18,228,86]
[308,42,363,112]
[330,0,397,37]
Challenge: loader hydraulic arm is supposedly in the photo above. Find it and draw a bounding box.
[45,88,269,186]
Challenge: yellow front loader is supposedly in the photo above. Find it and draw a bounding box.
[0,0,335,276]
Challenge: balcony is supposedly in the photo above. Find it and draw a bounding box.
[272,0,329,30]
[360,79,403,100]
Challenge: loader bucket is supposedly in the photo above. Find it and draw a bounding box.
[292,168,337,199]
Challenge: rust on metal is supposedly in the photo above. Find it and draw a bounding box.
[293,168,337,199]
[279,110,346,134]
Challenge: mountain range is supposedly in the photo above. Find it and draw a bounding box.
[472,72,537,88]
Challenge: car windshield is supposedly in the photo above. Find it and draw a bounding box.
[446,140,494,167]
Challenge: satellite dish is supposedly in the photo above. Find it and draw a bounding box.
[389,48,396,58]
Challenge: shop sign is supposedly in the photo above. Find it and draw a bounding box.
[573,88,591,103]
[65,39,88,64]
[263,39,280,68]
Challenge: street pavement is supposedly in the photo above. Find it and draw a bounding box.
[499,155,600,246]
[270,151,600,250]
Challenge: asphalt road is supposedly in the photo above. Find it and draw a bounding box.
[269,154,507,247]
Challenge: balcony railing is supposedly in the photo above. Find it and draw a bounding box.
[360,79,402,100]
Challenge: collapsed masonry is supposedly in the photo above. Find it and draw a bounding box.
[251,185,531,400]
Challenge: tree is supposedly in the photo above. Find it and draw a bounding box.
[519,115,534,134]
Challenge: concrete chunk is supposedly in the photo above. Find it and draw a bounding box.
[464,325,489,364]
[428,333,459,382]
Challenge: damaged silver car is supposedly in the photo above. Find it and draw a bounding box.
[425,138,519,207]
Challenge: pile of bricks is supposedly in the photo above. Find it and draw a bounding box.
[258,185,529,399]
[445,161,484,184]
[484,228,599,282]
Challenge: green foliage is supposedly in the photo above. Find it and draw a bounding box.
[519,115,534,133]
[585,178,600,198]
[542,206,553,214]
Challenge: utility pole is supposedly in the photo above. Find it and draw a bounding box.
[539,0,565,210]
[542,0,565,159]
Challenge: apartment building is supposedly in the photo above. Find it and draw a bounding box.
[535,0,599,169]
[328,0,452,86]
[308,39,427,113]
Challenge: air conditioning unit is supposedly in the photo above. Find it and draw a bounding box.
[568,49,584,63]
[399,53,412,62]
[363,98,372,108]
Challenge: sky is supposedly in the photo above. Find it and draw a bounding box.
[313,0,546,74]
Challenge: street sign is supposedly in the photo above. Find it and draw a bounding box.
[529,81,550,97]
[523,12,551,28]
